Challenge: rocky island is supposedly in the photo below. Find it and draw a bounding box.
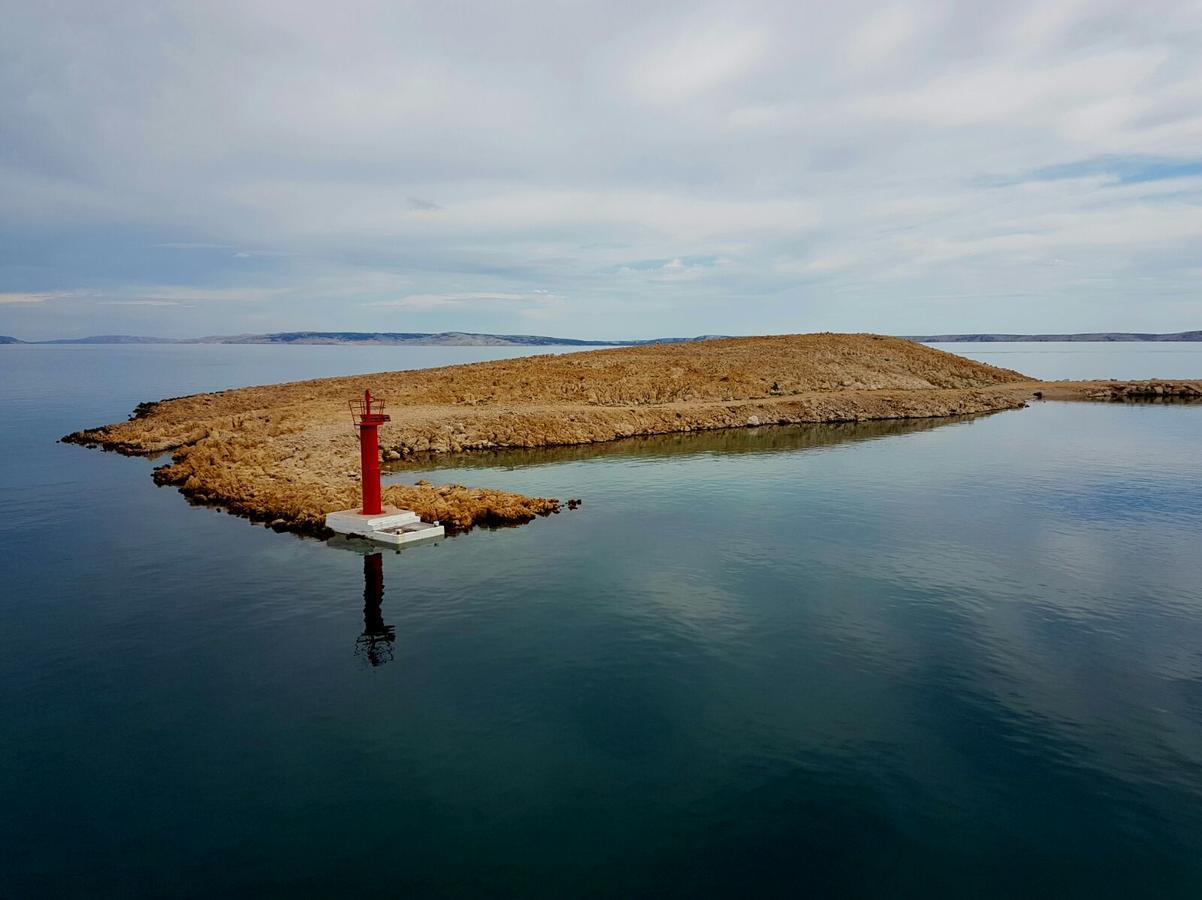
[63,333,1202,535]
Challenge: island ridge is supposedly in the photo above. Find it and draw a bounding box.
[64,333,1202,534]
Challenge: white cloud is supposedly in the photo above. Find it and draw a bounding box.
[370,292,543,310]
[859,48,1170,128]
[120,286,288,304]
[847,4,919,67]
[625,23,766,104]
[775,250,861,276]
[98,300,188,307]
[0,292,72,305]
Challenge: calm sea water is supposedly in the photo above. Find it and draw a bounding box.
[928,341,1202,380]
[2,343,1201,898]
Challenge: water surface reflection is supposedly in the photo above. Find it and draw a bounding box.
[356,553,395,667]
[385,413,983,479]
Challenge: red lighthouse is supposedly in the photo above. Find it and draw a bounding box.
[350,389,390,515]
[325,390,443,545]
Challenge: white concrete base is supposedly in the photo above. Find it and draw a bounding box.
[366,520,445,546]
[325,506,444,547]
[325,506,419,534]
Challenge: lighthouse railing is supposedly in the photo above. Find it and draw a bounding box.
[349,392,388,426]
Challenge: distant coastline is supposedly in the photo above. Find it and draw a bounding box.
[0,331,719,347]
[909,331,1202,343]
[2,330,1200,346]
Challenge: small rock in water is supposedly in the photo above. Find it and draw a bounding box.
[746,415,761,426]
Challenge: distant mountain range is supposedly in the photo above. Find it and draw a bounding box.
[2,330,1199,346]
[12,334,177,344]
[193,331,732,347]
[0,331,726,346]
[910,331,1202,342]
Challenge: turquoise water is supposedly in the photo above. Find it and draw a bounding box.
[2,344,1201,897]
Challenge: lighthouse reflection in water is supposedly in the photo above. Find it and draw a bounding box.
[355,552,395,667]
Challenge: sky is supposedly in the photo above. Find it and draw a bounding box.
[1,0,1201,340]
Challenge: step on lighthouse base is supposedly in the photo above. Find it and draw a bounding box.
[325,506,445,547]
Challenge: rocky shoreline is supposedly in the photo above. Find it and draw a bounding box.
[1077,381,1202,401]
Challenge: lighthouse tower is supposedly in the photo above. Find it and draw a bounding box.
[323,388,445,546]
[351,389,389,515]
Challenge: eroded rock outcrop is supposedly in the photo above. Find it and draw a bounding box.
[1083,381,1202,401]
